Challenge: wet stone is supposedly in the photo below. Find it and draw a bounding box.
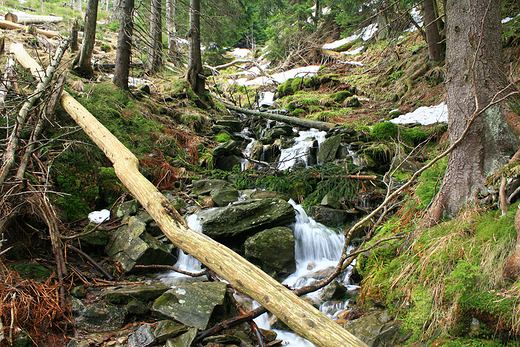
[127,324,155,347]
[154,320,189,342]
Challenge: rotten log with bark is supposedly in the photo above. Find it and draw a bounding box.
[9,42,368,347]
[5,12,63,24]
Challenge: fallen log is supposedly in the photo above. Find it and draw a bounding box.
[9,44,367,347]
[5,12,63,25]
[0,19,59,39]
[223,101,335,131]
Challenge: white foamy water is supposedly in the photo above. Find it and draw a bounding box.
[277,129,327,171]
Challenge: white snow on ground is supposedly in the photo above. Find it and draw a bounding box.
[230,48,251,58]
[232,65,321,86]
[322,22,378,50]
[390,102,448,125]
[88,209,110,224]
[342,46,364,56]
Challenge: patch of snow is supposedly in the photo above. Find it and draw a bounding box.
[233,65,321,86]
[88,209,110,224]
[503,17,514,24]
[322,35,358,50]
[341,46,364,56]
[230,48,251,58]
[390,102,447,125]
[361,23,378,41]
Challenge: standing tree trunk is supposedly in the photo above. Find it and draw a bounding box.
[146,0,162,74]
[423,0,442,61]
[113,0,134,90]
[166,0,177,58]
[72,0,98,78]
[430,0,520,220]
[186,0,205,95]
[76,0,82,12]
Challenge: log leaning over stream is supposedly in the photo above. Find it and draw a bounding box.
[11,43,368,347]
[223,101,336,131]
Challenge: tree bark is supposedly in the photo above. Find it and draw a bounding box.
[113,0,134,90]
[186,0,205,95]
[146,0,162,74]
[423,0,442,61]
[73,0,98,78]
[166,0,177,57]
[430,0,520,219]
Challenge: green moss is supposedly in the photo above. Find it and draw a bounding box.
[330,91,352,103]
[12,262,51,279]
[216,132,232,143]
[291,108,306,117]
[415,157,447,208]
[370,122,399,141]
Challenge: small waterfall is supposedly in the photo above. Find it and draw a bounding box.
[277,129,326,171]
[159,214,203,284]
[162,200,354,347]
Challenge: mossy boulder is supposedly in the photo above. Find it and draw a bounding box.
[370,122,398,141]
[330,91,352,103]
[244,226,296,281]
[197,198,296,240]
[103,282,171,304]
[211,186,239,206]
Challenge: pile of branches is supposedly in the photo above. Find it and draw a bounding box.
[0,267,68,346]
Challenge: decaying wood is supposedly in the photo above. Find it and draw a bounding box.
[223,101,335,132]
[0,50,370,347]
[0,19,59,38]
[67,244,114,280]
[5,12,63,24]
[1,40,69,186]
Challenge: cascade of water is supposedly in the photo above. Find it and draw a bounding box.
[277,129,326,171]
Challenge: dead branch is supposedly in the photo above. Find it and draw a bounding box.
[134,264,207,277]
[66,244,114,280]
[0,39,70,186]
[1,39,70,186]
[0,56,15,105]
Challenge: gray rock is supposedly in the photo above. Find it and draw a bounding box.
[106,216,176,272]
[191,179,232,196]
[250,190,290,201]
[322,280,347,301]
[215,119,241,132]
[244,227,296,281]
[70,297,127,332]
[165,328,198,347]
[198,198,295,239]
[128,324,155,347]
[115,200,139,218]
[343,312,401,347]
[317,134,341,163]
[103,282,171,304]
[125,299,149,315]
[154,320,189,342]
[308,205,357,228]
[211,186,239,206]
[152,282,227,329]
[321,194,343,210]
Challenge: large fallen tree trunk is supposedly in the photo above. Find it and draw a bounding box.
[11,43,367,347]
[0,19,59,38]
[5,12,63,24]
[223,101,335,131]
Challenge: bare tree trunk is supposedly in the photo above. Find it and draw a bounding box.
[76,0,82,12]
[166,0,177,57]
[430,0,520,220]
[146,0,162,74]
[423,0,442,61]
[71,19,79,52]
[186,0,205,95]
[105,0,109,11]
[113,0,134,90]
[73,0,98,77]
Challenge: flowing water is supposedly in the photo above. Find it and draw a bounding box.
[163,200,355,346]
[277,129,327,171]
